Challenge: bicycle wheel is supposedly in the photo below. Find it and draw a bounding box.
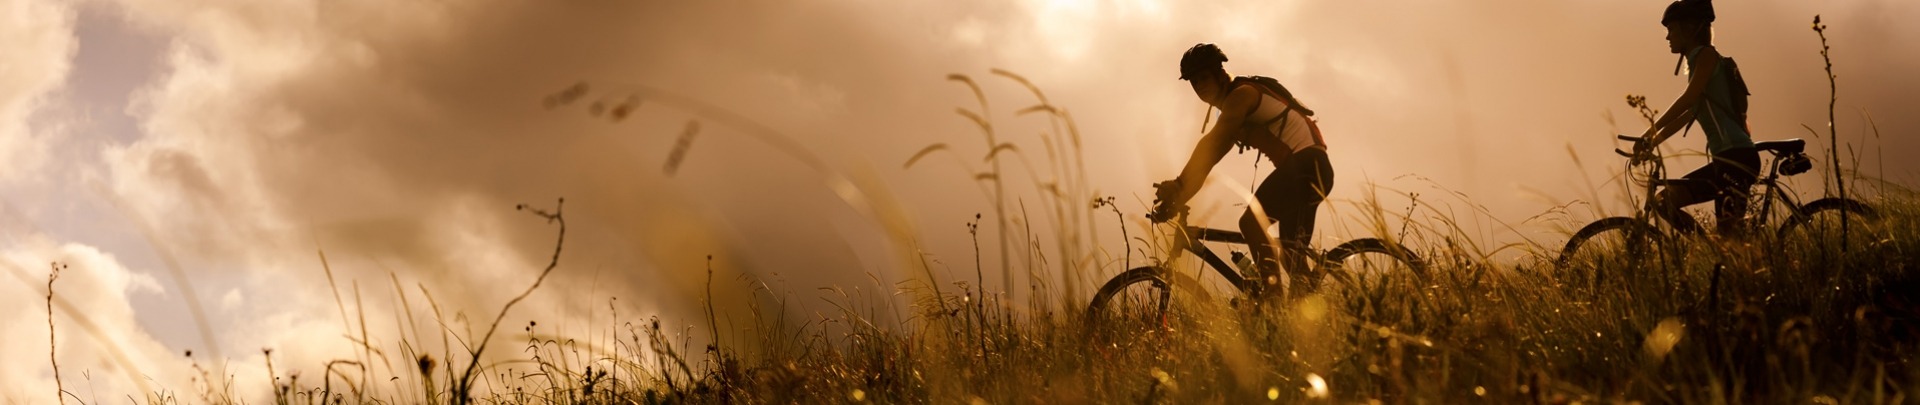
[1556,217,1663,272]
[1085,267,1209,334]
[1321,238,1428,287]
[1776,197,1879,251]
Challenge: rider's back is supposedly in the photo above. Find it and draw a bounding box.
[1233,76,1326,163]
[1689,47,1754,153]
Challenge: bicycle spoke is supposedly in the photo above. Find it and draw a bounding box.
[1087,268,1181,347]
[1778,200,1881,256]
[1558,218,1659,288]
[1322,239,1427,296]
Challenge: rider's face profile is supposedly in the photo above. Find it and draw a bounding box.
[1188,73,1223,106]
[1664,22,1703,53]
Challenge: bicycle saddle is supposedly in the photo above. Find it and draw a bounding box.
[1754,139,1805,154]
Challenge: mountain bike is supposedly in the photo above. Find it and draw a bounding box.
[1556,135,1878,268]
[1085,207,1427,326]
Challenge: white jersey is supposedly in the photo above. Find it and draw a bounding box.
[1245,92,1319,153]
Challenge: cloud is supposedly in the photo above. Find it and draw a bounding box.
[81,0,917,397]
[0,237,191,402]
[0,0,74,182]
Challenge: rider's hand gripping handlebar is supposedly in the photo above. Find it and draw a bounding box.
[1149,179,1188,224]
[1615,134,1654,164]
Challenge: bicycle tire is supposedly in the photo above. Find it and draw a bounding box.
[1323,238,1428,281]
[1776,197,1878,238]
[1556,217,1661,267]
[1084,266,1209,323]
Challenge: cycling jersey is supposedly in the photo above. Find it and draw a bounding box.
[1688,46,1755,154]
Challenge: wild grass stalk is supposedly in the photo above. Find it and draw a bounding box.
[912,70,1105,318]
[1812,15,1851,261]
[994,68,1099,311]
[964,214,989,371]
[47,262,67,405]
[452,198,566,405]
[1094,197,1130,272]
[954,75,1028,310]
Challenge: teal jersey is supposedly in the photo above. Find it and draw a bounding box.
[1689,47,1755,154]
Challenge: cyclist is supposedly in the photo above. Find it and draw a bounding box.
[1151,43,1332,294]
[1629,0,1760,236]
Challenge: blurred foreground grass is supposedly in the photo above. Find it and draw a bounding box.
[128,192,1908,405]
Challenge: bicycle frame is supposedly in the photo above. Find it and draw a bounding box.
[1086,214,1428,320]
[1163,225,1263,296]
[1602,134,1688,236]
[1747,152,1806,227]
[1556,137,1857,270]
[1619,136,1811,234]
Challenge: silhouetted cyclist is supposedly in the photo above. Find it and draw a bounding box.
[1151,43,1332,293]
[1629,0,1761,236]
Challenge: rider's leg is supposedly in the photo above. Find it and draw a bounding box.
[1238,209,1283,290]
[1658,164,1721,234]
[1260,148,1333,293]
[1271,206,1315,293]
[1246,165,1296,294]
[1654,187,1706,234]
[1703,149,1761,236]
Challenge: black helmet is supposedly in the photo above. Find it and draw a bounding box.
[1179,43,1228,80]
[1662,0,1715,26]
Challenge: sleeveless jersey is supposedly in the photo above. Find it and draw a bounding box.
[1252,93,1320,151]
[1236,86,1325,163]
[1688,47,1755,154]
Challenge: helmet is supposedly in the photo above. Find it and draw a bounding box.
[1662,0,1715,26]
[1179,43,1228,81]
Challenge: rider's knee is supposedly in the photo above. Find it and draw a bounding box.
[1238,210,1269,230]
[1654,189,1688,211]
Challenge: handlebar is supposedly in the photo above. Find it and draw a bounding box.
[1615,134,1642,158]
[1613,134,1658,164]
[1147,201,1188,223]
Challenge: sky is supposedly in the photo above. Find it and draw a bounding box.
[1,0,1915,401]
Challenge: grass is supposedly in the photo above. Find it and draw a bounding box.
[113,189,1903,404]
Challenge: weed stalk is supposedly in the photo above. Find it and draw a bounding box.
[1812,15,1850,258]
[48,262,67,405]
[453,198,567,404]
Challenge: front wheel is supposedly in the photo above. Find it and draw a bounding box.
[1085,267,1209,336]
[1086,267,1171,323]
[1556,217,1663,280]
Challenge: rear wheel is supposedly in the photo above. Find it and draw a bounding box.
[1777,197,1880,253]
[1321,238,1428,291]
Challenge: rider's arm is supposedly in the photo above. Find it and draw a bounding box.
[1170,85,1261,204]
[1641,47,1722,149]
